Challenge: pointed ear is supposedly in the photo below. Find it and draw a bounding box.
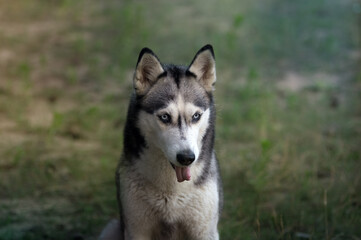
[187,44,216,92]
[134,48,164,96]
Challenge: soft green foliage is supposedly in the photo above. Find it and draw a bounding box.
[0,0,360,239]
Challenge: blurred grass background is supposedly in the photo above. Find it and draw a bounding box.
[0,0,360,239]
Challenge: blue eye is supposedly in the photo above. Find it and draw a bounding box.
[158,114,171,124]
[192,112,202,122]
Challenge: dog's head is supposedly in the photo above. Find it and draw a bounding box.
[133,45,216,182]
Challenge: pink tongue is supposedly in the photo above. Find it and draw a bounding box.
[175,166,191,182]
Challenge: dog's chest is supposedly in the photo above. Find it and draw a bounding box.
[145,182,201,219]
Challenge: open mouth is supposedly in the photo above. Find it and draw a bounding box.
[171,163,191,182]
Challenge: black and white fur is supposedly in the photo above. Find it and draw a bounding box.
[102,45,223,240]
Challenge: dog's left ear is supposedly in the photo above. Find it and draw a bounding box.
[187,44,216,92]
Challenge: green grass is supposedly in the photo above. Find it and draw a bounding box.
[0,0,360,239]
[218,76,361,239]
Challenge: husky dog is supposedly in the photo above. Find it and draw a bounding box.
[115,45,223,240]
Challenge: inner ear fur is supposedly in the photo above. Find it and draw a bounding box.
[134,48,164,96]
[187,44,216,92]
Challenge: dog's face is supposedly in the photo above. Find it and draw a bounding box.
[133,45,216,182]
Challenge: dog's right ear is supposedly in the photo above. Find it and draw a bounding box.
[133,48,164,96]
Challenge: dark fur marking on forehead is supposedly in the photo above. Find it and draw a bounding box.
[139,75,178,113]
[141,93,175,114]
[164,64,187,89]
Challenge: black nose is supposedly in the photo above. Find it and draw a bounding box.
[176,150,195,166]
